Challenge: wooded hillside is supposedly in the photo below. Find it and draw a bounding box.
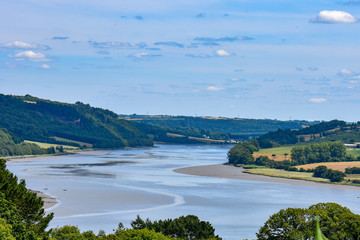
[0,94,153,148]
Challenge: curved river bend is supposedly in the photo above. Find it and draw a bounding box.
[7,144,360,240]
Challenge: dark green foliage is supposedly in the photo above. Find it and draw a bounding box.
[113,228,173,240]
[49,225,88,240]
[0,158,53,238]
[297,120,347,135]
[257,120,352,147]
[227,140,259,165]
[257,129,298,148]
[0,129,50,157]
[130,215,221,240]
[257,202,360,240]
[345,167,360,174]
[313,166,346,182]
[122,114,314,141]
[56,145,64,152]
[130,120,228,144]
[326,169,346,182]
[291,142,347,165]
[0,94,153,148]
[313,166,328,178]
[253,156,296,171]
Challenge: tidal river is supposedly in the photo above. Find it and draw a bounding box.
[7,144,360,240]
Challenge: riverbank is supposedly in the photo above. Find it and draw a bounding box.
[174,164,360,190]
[32,191,58,210]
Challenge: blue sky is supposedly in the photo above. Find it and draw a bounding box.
[1,0,360,122]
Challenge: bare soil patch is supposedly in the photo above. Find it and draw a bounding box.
[297,161,360,172]
[252,153,288,162]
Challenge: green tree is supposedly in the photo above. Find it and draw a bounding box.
[130,215,221,240]
[0,218,16,240]
[326,170,346,183]
[313,166,328,178]
[112,228,173,240]
[0,158,53,237]
[49,225,87,240]
[257,202,360,240]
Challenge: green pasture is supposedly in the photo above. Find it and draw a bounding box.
[257,146,293,155]
[245,168,330,183]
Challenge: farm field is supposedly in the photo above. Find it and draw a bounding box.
[254,146,360,162]
[347,148,360,158]
[257,146,293,155]
[244,168,330,183]
[254,146,293,161]
[24,140,79,153]
[296,161,360,173]
[50,137,93,148]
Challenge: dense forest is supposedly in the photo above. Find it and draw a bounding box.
[257,120,360,148]
[121,114,317,141]
[0,94,153,149]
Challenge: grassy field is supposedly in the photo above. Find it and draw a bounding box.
[296,161,360,172]
[244,168,330,183]
[347,148,360,158]
[50,137,93,148]
[257,146,293,155]
[25,140,77,149]
[25,140,80,153]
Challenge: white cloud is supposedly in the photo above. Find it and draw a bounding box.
[89,41,147,49]
[128,52,161,59]
[41,64,51,69]
[12,51,50,62]
[338,69,352,76]
[309,98,327,103]
[337,69,360,80]
[5,41,37,48]
[3,41,50,50]
[207,86,223,91]
[310,10,357,23]
[215,49,232,57]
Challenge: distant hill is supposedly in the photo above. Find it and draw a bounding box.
[120,114,317,141]
[0,94,153,148]
[257,120,360,148]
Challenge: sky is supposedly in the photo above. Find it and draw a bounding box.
[1,0,360,122]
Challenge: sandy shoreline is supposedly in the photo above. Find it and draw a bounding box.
[174,163,360,191]
[32,190,58,210]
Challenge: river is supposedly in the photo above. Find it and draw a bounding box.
[6,144,360,240]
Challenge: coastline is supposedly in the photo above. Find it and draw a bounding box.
[174,163,360,191]
[32,190,58,210]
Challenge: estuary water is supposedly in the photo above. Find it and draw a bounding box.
[7,144,360,240]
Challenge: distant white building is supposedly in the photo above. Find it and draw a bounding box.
[345,142,360,148]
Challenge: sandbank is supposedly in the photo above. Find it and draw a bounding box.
[32,190,58,210]
[174,164,360,191]
[6,150,110,163]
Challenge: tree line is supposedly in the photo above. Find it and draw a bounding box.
[0,129,55,157]
[256,120,354,148]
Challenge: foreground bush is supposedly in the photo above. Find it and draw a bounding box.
[257,202,360,240]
